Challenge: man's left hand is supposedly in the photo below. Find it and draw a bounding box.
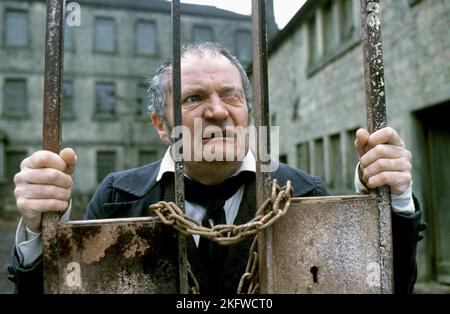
[355,127,412,195]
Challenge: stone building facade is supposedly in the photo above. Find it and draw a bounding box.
[267,0,450,290]
[0,0,259,218]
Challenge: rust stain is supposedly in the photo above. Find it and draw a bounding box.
[122,232,150,258]
[44,221,179,293]
[80,227,118,264]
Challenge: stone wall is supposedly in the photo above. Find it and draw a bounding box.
[267,0,450,284]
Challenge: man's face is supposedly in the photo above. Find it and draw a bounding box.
[164,52,249,162]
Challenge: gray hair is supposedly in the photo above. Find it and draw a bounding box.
[147,42,252,122]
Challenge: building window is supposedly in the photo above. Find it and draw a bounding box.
[63,81,74,118]
[97,151,116,183]
[64,25,75,51]
[314,138,324,179]
[339,0,354,42]
[323,1,335,56]
[136,84,148,116]
[94,17,116,53]
[235,30,252,63]
[3,79,27,116]
[329,133,343,190]
[296,142,310,173]
[135,20,156,55]
[5,10,28,47]
[95,82,115,115]
[307,17,317,66]
[138,150,157,166]
[193,25,213,43]
[5,151,27,181]
[308,0,359,76]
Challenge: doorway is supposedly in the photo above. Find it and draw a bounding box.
[416,102,450,284]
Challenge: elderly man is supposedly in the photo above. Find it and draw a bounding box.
[10,42,423,294]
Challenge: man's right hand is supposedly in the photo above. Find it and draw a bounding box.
[14,148,77,233]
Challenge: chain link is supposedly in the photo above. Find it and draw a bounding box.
[187,262,200,294]
[237,235,259,294]
[150,179,293,294]
[150,179,292,246]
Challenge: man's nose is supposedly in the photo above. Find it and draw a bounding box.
[204,95,229,121]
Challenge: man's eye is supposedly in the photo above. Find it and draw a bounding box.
[185,95,201,103]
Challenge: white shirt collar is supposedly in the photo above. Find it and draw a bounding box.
[156,146,256,182]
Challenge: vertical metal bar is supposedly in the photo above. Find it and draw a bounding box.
[360,0,394,293]
[41,0,65,293]
[171,0,188,294]
[252,0,273,294]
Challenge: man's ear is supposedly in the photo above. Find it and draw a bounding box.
[151,113,171,144]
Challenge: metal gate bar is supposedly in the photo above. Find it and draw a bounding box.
[251,0,274,294]
[41,0,65,280]
[171,0,188,294]
[360,0,393,292]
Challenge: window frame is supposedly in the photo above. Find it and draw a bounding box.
[94,81,116,120]
[93,16,117,55]
[5,150,28,182]
[64,24,76,52]
[338,0,355,43]
[62,80,76,120]
[234,29,253,64]
[307,14,318,67]
[4,8,29,48]
[96,150,117,183]
[134,19,158,57]
[136,82,149,118]
[192,24,214,43]
[2,78,29,118]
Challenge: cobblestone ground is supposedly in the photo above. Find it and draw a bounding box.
[0,218,19,294]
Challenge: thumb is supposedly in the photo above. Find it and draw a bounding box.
[59,147,77,175]
[355,128,369,157]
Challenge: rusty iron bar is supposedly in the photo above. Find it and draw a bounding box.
[41,0,65,293]
[360,0,394,293]
[42,0,64,154]
[171,0,188,294]
[251,0,273,294]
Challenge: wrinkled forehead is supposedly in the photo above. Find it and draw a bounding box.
[180,50,234,70]
[167,51,241,91]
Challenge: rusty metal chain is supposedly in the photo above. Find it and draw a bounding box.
[150,179,293,294]
[187,262,200,294]
[237,235,259,294]
[150,179,293,246]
